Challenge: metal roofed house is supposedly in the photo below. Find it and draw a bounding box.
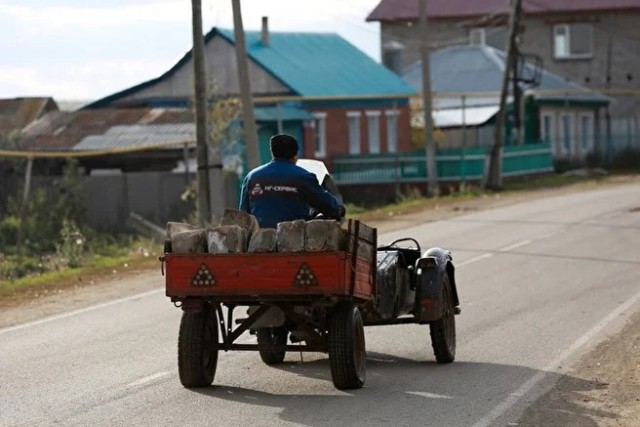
[0,97,58,144]
[367,0,640,123]
[19,108,198,172]
[0,97,59,203]
[85,20,417,170]
[403,45,610,161]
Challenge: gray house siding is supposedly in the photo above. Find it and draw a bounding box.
[379,10,640,118]
[115,37,289,105]
[520,13,640,117]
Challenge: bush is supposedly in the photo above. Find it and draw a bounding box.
[0,215,20,249]
[0,159,87,255]
[57,219,86,268]
[0,255,45,281]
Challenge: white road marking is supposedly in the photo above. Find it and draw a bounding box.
[457,253,493,268]
[406,391,453,399]
[500,240,532,251]
[471,286,640,427]
[126,371,171,388]
[0,289,163,336]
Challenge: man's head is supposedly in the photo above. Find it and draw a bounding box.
[270,134,299,161]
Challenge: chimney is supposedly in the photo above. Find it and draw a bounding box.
[261,16,269,46]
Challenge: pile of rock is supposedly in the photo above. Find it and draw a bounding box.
[166,209,346,255]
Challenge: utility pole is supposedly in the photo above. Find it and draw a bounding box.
[486,0,522,189]
[191,0,211,226]
[512,53,524,145]
[418,0,438,196]
[232,0,260,169]
[605,36,613,162]
[16,156,33,257]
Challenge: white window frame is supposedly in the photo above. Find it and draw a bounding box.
[347,111,361,155]
[559,113,573,156]
[553,23,594,60]
[469,28,486,45]
[540,112,555,153]
[385,110,399,153]
[365,110,381,154]
[311,112,327,158]
[579,112,594,155]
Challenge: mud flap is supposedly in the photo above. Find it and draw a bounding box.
[415,256,443,322]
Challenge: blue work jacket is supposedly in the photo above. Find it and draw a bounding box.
[239,159,341,229]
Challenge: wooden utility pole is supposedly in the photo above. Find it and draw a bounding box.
[605,36,613,161]
[232,0,260,169]
[16,156,33,257]
[418,0,438,196]
[191,0,212,226]
[486,0,522,189]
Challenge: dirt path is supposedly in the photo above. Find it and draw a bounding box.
[1,174,639,426]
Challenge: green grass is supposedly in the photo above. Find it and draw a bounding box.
[0,237,159,299]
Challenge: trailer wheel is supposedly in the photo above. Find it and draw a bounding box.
[328,304,366,390]
[429,274,456,363]
[178,304,218,388]
[257,327,288,365]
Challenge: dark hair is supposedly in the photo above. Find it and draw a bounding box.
[270,134,299,159]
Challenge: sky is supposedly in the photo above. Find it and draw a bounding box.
[0,0,382,102]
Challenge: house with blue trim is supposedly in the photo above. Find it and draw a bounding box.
[85,20,416,171]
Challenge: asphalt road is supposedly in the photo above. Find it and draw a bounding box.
[2,182,639,427]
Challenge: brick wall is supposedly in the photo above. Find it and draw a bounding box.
[302,104,412,170]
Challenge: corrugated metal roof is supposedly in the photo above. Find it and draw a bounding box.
[434,106,500,128]
[73,123,195,151]
[0,97,58,137]
[87,28,416,108]
[217,29,416,98]
[19,108,194,151]
[403,45,609,105]
[18,104,311,153]
[367,0,640,21]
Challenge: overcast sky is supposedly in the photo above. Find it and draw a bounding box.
[0,0,381,102]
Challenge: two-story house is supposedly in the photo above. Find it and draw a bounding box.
[367,0,640,159]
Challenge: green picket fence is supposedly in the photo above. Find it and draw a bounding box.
[332,143,553,185]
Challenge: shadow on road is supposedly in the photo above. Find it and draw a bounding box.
[189,352,615,427]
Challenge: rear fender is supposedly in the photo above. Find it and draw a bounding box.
[415,247,458,322]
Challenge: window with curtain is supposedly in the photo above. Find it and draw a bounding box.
[553,24,593,59]
[385,110,399,153]
[580,114,593,153]
[366,111,381,154]
[347,111,361,155]
[311,112,327,158]
[560,114,573,155]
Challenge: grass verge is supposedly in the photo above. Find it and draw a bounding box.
[0,238,160,303]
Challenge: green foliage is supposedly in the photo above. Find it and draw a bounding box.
[56,219,86,268]
[0,159,86,254]
[51,158,86,227]
[0,254,45,282]
[0,215,20,249]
